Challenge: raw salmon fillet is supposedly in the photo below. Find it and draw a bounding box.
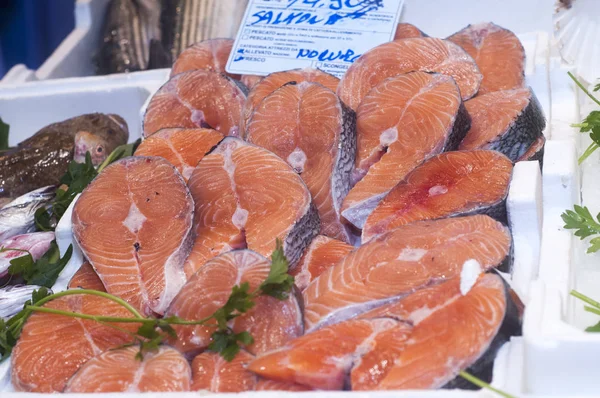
[459,88,546,161]
[241,67,339,135]
[291,235,354,291]
[362,150,513,242]
[143,70,246,137]
[134,127,224,181]
[394,23,427,40]
[11,295,138,392]
[68,260,106,291]
[65,346,191,392]
[246,81,356,242]
[337,38,482,110]
[448,22,525,94]
[256,379,313,391]
[303,215,511,330]
[183,137,319,276]
[342,72,470,229]
[249,318,412,390]
[242,74,263,89]
[171,38,240,79]
[191,351,256,392]
[165,250,303,356]
[370,274,521,390]
[72,157,194,316]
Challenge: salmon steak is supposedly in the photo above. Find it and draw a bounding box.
[171,38,240,79]
[362,150,513,243]
[246,81,356,242]
[11,295,138,392]
[291,235,354,291]
[64,346,191,392]
[448,22,525,94]
[183,137,319,276]
[249,317,412,390]
[368,274,521,390]
[143,70,246,137]
[241,67,339,134]
[256,379,313,391]
[459,87,546,161]
[191,351,256,392]
[394,23,427,40]
[337,38,483,110]
[68,260,106,291]
[302,215,511,330]
[134,127,224,181]
[342,72,470,229]
[72,157,194,316]
[517,135,546,166]
[165,250,303,356]
[242,74,263,89]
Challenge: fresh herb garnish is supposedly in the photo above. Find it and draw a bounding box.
[0,241,293,362]
[571,290,600,331]
[561,205,600,253]
[568,72,600,164]
[0,241,73,288]
[459,370,517,398]
[97,139,141,173]
[0,117,9,151]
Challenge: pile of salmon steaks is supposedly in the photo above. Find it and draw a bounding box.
[10,22,543,393]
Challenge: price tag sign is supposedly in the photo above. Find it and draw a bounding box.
[226,0,404,78]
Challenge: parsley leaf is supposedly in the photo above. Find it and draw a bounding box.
[567,72,600,164]
[259,239,295,299]
[0,117,9,151]
[208,329,254,361]
[7,241,73,287]
[97,139,141,173]
[561,205,600,252]
[211,283,255,330]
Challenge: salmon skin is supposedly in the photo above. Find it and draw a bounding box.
[170,38,240,79]
[134,127,224,181]
[448,22,525,94]
[68,260,106,292]
[337,38,483,110]
[364,274,521,390]
[191,351,256,392]
[65,346,191,392]
[72,156,194,316]
[249,318,412,390]
[165,250,303,357]
[183,137,319,276]
[241,67,340,135]
[291,235,354,291]
[394,23,428,40]
[362,150,513,242]
[459,87,546,162]
[246,81,356,243]
[517,135,545,168]
[11,295,137,392]
[143,69,246,138]
[302,215,511,331]
[342,72,471,229]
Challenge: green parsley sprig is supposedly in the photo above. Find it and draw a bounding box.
[568,72,600,164]
[571,290,600,332]
[561,205,600,253]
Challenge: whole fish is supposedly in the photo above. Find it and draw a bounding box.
[0,285,49,320]
[96,0,163,74]
[0,114,129,198]
[0,187,55,243]
[161,0,248,62]
[0,231,55,278]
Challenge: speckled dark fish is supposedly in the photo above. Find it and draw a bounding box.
[0,114,129,198]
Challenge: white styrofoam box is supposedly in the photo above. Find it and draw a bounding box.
[0,69,170,145]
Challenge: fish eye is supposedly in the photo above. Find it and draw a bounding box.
[97,147,104,153]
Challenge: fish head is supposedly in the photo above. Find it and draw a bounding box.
[74,115,129,165]
[74,130,110,165]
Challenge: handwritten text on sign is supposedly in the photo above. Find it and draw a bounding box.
[226,0,404,78]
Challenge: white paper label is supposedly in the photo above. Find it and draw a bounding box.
[226,0,404,78]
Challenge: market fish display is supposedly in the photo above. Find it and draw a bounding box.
[171,38,239,79]
[459,88,546,161]
[0,114,128,198]
[183,137,319,276]
[72,157,194,316]
[303,215,511,330]
[11,295,138,392]
[241,67,340,134]
[291,235,354,291]
[68,260,106,291]
[134,127,224,181]
[65,346,191,392]
[143,70,246,137]
[362,151,513,242]
[249,318,412,390]
[394,23,428,39]
[448,22,525,94]
[246,81,356,242]
[337,38,483,110]
[0,231,54,277]
[166,250,303,356]
[342,72,470,229]
[0,186,55,242]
